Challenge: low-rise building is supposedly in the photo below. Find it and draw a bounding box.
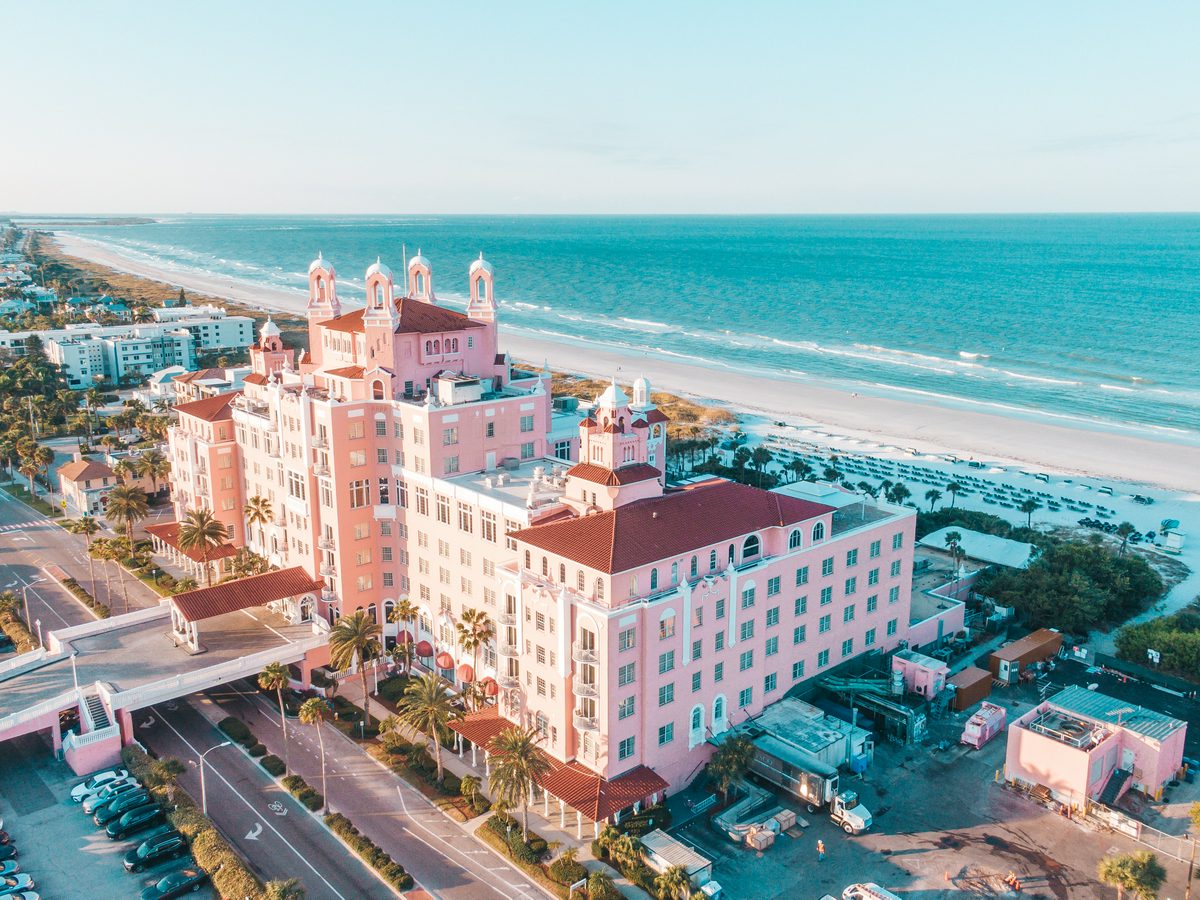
[58,457,119,515]
[1005,684,1187,807]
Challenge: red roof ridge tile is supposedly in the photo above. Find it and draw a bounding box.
[174,391,240,422]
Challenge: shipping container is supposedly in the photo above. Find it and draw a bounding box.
[949,666,993,712]
[989,629,1063,683]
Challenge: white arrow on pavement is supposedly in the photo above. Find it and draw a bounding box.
[139,715,155,729]
[245,822,263,841]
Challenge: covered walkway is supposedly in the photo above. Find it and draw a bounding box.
[146,521,238,585]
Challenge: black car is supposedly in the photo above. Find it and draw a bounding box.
[94,790,152,826]
[123,830,188,872]
[106,803,164,840]
[139,865,210,899]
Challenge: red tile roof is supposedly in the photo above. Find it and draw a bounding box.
[643,408,669,425]
[171,566,323,623]
[172,367,227,384]
[58,458,115,483]
[146,522,239,563]
[321,300,486,336]
[513,479,834,573]
[448,708,668,821]
[567,462,660,487]
[494,353,507,365]
[243,373,269,385]
[325,365,365,378]
[174,392,239,423]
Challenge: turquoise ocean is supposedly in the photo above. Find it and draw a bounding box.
[55,215,1200,442]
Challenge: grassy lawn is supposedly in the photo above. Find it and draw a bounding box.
[4,483,62,517]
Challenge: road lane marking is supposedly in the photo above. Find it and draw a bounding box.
[150,705,349,900]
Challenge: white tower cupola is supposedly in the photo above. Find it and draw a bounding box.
[407,249,434,303]
[467,253,496,323]
[307,252,340,320]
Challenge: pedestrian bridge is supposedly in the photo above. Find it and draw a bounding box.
[0,571,330,773]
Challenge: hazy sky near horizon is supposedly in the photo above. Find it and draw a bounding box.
[4,2,1198,215]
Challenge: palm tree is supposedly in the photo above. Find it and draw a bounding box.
[654,865,692,900]
[328,610,382,729]
[707,735,755,803]
[243,495,274,548]
[264,878,306,900]
[888,482,911,506]
[398,672,462,784]
[104,484,148,547]
[789,458,813,483]
[1116,521,1136,556]
[1018,497,1041,528]
[389,596,418,674]
[112,458,138,484]
[488,724,551,841]
[34,444,55,493]
[176,508,229,587]
[18,458,38,495]
[749,446,773,487]
[455,607,494,705]
[1097,850,1166,900]
[943,530,963,562]
[89,537,115,606]
[945,481,963,508]
[258,662,292,774]
[587,871,619,900]
[924,488,942,511]
[137,448,170,496]
[391,639,416,678]
[609,833,644,873]
[66,515,101,598]
[298,697,332,810]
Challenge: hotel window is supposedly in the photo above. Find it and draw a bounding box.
[691,639,703,662]
[381,546,393,562]
[846,549,859,568]
[413,427,424,445]
[692,671,702,692]
[714,662,724,682]
[889,586,901,603]
[461,549,472,566]
[481,511,497,543]
[519,414,535,433]
[741,534,760,559]
[657,723,674,746]
[595,579,605,600]
[739,650,753,671]
[887,618,898,636]
[764,673,777,693]
[436,495,450,523]
[868,568,879,586]
[739,620,754,642]
[794,596,807,616]
[554,440,571,460]
[845,577,857,596]
[689,556,698,578]
[738,687,753,709]
[841,638,854,657]
[709,550,718,572]
[792,660,805,679]
[692,607,703,627]
[375,448,388,465]
[659,615,676,640]
[414,487,429,516]
[892,532,903,550]
[378,478,390,504]
[821,557,834,577]
[355,549,372,566]
[890,560,902,577]
[348,421,364,440]
[658,651,675,674]
[793,624,806,645]
[618,737,635,760]
[444,456,459,475]
[817,649,830,668]
[618,663,635,686]
[649,568,659,591]
[536,612,546,631]
[867,594,878,612]
[356,575,373,592]
[443,427,458,446]
[766,606,779,627]
[438,539,450,558]
[715,598,726,620]
[715,631,725,652]
[458,504,473,533]
[396,480,407,507]
[658,683,675,706]
[767,576,780,596]
[520,442,535,459]
[789,529,802,550]
[349,480,370,508]
[812,522,825,542]
[820,587,833,605]
[375,419,387,437]
[485,422,494,438]
[819,614,831,634]
[320,483,333,507]
[843,605,855,623]
[765,636,778,657]
[870,539,881,558]
[537,677,546,696]
[795,565,809,586]
[865,628,876,647]
[741,586,755,609]
[618,627,636,652]
[618,697,635,720]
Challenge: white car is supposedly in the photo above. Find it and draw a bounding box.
[70,768,130,803]
[81,778,139,814]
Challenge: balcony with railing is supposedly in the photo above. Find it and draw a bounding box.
[313,463,330,477]
[498,611,517,626]
[317,537,335,551]
[573,710,599,732]
[572,676,599,699]
[498,672,521,689]
[312,434,328,449]
[498,640,519,658]
[572,642,598,664]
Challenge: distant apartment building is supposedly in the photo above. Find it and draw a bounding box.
[0,309,254,387]
[167,252,921,824]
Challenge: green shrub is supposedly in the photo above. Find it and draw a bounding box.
[218,716,253,744]
[260,755,285,776]
[324,812,413,890]
[529,837,548,855]
[442,773,461,795]
[548,853,588,886]
[248,743,267,758]
[301,791,324,812]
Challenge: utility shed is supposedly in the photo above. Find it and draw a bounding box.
[990,629,1063,683]
[753,697,874,768]
[949,666,993,712]
[892,649,949,699]
[641,829,712,887]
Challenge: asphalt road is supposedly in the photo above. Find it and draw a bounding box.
[134,696,390,899]
[206,681,545,900]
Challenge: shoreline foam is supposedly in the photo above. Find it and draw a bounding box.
[50,231,1200,493]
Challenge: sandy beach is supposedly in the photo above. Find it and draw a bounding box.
[53,231,1200,494]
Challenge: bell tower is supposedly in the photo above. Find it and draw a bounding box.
[467,253,496,323]
[363,258,398,366]
[306,253,340,366]
[250,317,294,377]
[407,249,434,303]
[564,380,664,512]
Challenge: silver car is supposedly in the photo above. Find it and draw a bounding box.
[81,778,139,814]
[70,768,129,803]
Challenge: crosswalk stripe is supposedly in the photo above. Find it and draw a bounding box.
[0,520,45,532]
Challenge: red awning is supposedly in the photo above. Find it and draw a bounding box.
[396,630,414,644]
[415,640,433,657]
[480,677,499,697]
[457,663,475,683]
[435,651,454,670]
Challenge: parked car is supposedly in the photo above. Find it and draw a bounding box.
[0,874,34,896]
[70,767,130,802]
[139,866,210,899]
[123,830,188,872]
[0,864,17,878]
[94,790,152,826]
[81,778,140,814]
[107,804,164,840]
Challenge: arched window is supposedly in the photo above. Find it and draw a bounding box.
[450,339,458,353]
[789,529,802,550]
[691,707,702,731]
[374,283,384,307]
[728,544,735,565]
[713,696,726,733]
[524,550,531,569]
[709,550,718,572]
[559,563,566,583]
[367,603,378,624]
[576,570,585,591]
[689,705,705,747]
[742,534,760,560]
[671,562,679,585]
[477,276,487,298]
[416,272,425,295]
[433,340,440,354]
[316,277,325,301]
[690,556,698,579]
[596,578,605,601]
[425,340,432,354]
[812,521,826,543]
[649,568,659,591]
[384,600,394,623]
[372,381,385,400]
[542,556,549,577]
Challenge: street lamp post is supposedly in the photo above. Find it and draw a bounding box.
[34,618,42,647]
[199,741,232,816]
[20,578,44,633]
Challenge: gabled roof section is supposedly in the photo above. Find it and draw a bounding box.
[513,479,835,573]
[325,365,365,379]
[58,458,115,483]
[173,367,227,385]
[170,566,323,623]
[174,392,239,423]
[567,462,660,487]
[146,522,239,564]
[320,299,487,336]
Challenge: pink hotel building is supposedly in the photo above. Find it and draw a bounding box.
[168,252,923,820]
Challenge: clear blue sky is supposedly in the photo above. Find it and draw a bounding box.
[4,1,1198,214]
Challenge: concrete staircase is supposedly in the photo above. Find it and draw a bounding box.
[84,693,111,730]
[1099,768,1132,806]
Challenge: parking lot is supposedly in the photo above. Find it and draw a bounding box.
[670,672,1200,899]
[0,730,217,900]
